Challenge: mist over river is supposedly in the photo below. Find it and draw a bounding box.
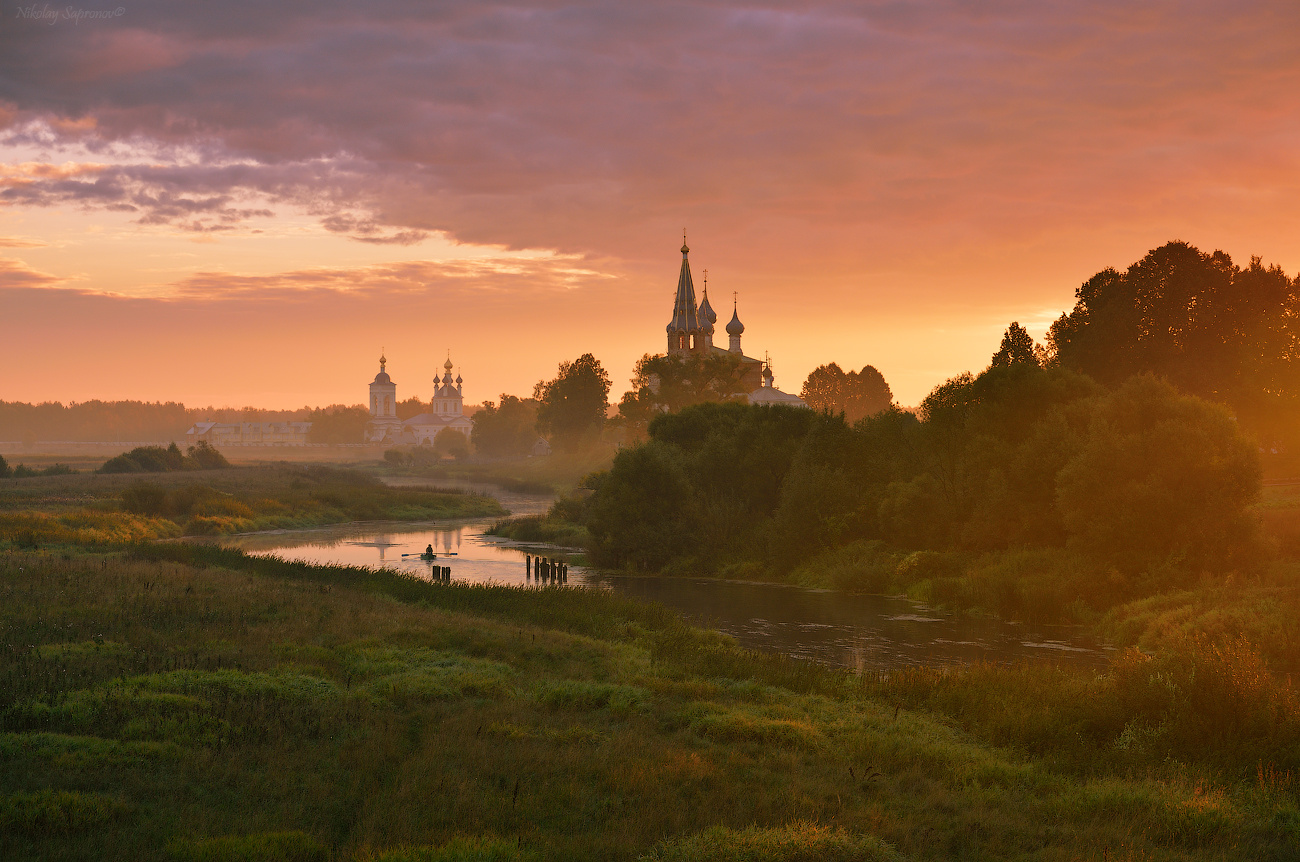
[218,487,1108,672]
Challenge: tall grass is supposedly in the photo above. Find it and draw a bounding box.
[0,464,504,547]
[3,547,1299,860]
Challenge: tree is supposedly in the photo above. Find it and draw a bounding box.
[0,454,9,478]
[397,396,426,420]
[585,441,697,569]
[186,440,229,470]
[1056,375,1261,576]
[534,354,611,452]
[617,352,750,437]
[989,322,1040,369]
[1047,241,1300,446]
[306,405,371,444]
[800,363,894,422]
[434,427,470,460]
[472,395,540,458]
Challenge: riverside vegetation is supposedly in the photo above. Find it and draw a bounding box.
[489,365,1300,819]
[0,462,504,547]
[2,542,1298,861]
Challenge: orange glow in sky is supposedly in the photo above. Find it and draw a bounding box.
[2,2,1299,408]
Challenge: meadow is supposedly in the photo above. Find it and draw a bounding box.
[3,543,1298,861]
[0,465,505,547]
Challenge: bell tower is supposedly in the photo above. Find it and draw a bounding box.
[666,233,706,357]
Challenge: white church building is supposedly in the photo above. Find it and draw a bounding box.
[365,353,473,445]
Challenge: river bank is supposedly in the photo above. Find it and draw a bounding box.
[3,543,1297,860]
[2,466,1298,859]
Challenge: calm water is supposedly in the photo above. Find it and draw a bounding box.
[220,488,1109,671]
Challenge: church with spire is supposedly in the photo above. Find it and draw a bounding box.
[665,235,807,407]
[364,353,474,444]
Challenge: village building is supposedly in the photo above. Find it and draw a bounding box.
[185,421,312,446]
[364,354,474,445]
[665,238,808,408]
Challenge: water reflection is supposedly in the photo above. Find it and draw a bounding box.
[220,516,1108,671]
[589,574,1110,671]
[222,520,574,588]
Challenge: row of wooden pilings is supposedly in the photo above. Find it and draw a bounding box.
[525,554,568,583]
[430,565,451,580]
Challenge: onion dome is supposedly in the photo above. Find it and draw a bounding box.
[373,352,392,384]
[726,306,745,336]
[762,362,774,384]
[444,356,454,372]
[698,272,717,329]
[455,373,463,385]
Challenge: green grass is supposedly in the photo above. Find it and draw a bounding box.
[484,515,589,548]
[0,465,505,546]
[2,545,1298,860]
[384,450,615,496]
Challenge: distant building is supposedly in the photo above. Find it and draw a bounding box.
[664,237,808,408]
[362,354,474,445]
[185,421,312,446]
[365,353,402,443]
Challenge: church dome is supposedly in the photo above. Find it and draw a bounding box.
[373,352,393,385]
[726,308,745,336]
[444,356,454,372]
[699,292,717,326]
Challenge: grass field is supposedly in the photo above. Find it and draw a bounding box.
[1,543,1297,861]
[0,465,505,547]
[381,450,614,497]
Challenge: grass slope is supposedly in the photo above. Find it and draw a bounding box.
[1,546,1296,861]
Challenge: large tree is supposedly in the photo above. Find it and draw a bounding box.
[306,405,370,444]
[617,352,749,437]
[989,322,1041,369]
[534,354,611,452]
[471,395,540,457]
[1047,241,1300,444]
[799,363,894,422]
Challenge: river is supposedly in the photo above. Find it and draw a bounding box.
[218,488,1109,671]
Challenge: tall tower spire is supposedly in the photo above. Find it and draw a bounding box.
[666,233,703,356]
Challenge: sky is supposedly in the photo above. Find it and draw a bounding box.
[2,0,1299,409]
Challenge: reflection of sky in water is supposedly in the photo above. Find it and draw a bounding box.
[585,575,1110,672]
[222,515,1108,672]
[222,521,579,587]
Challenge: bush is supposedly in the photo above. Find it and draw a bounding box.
[0,789,126,834]
[369,837,536,862]
[100,442,228,474]
[164,830,326,862]
[187,440,230,470]
[0,454,9,478]
[640,823,903,862]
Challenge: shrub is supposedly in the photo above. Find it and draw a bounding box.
[187,440,230,470]
[640,823,903,862]
[0,789,126,834]
[164,830,326,862]
[369,837,536,862]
